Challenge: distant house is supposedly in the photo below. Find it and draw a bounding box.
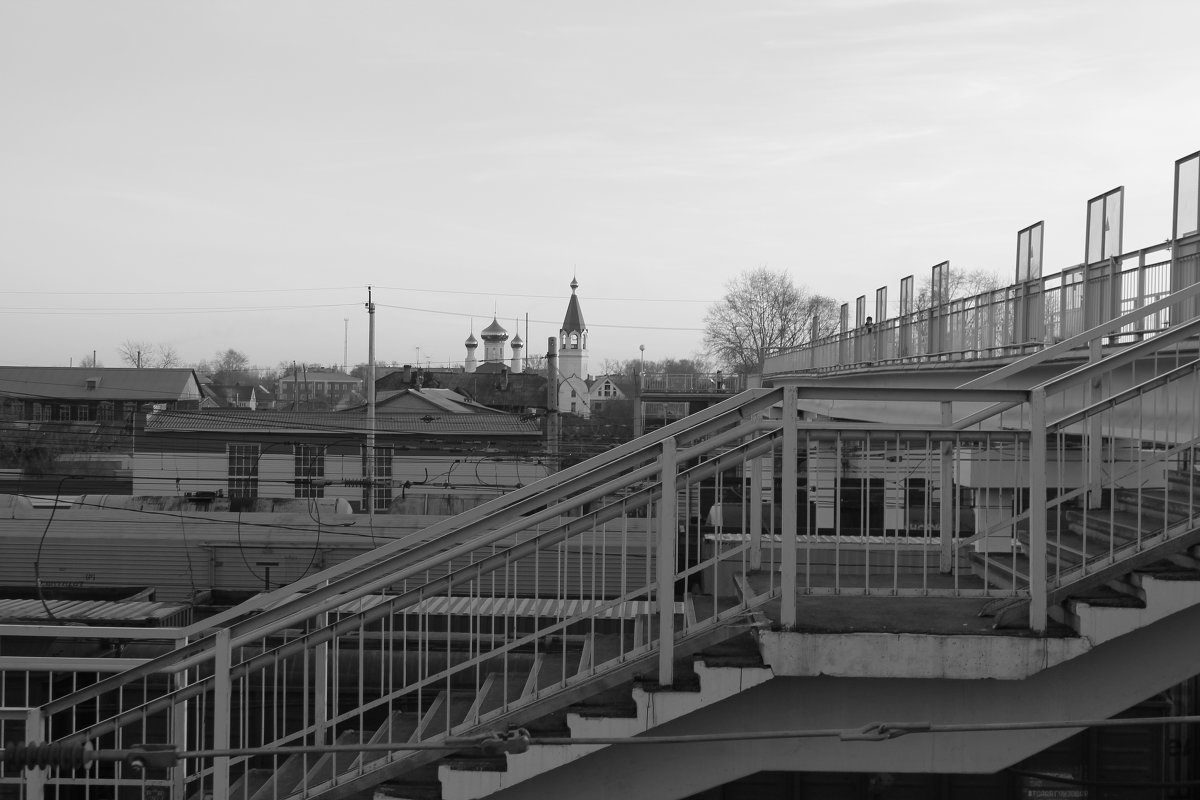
[133,408,548,512]
[376,364,547,417]
[349,387,499,416]
[276,370,363,410]
[0,366,204,423]
[202,383,273,411]
[587,374,634,415]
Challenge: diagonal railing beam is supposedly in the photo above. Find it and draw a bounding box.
[962,280,1200,389]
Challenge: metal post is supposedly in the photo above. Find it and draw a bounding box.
[366,287,377,518]
[1028,388,1049,633]
[172,635,190,800]
[212,627,232,800]
[781,386,798,629]
[546,337,560,472]
[939,401,955,573]
[24,707,45,800]
[315,617,329,745]
[1087,338,1104,509]
[657,436,678,686]
[749,451,764,571]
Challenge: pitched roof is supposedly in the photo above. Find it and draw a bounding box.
[359,388,494,414]
[0,367,204,402]
[144,409,541,436]
[277,371,361,384]
[561,277,586,333]
[589,374,635,395]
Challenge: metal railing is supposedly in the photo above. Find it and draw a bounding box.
[765,243,1199,376]
[639,372,745,395]
[15,284,1200,799]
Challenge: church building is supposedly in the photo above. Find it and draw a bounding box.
[459,278,592,417]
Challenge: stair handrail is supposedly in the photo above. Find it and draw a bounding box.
[44,421,788,753]
[37,388,783,718]
[176,386,782,639]
[961,277,1200,390]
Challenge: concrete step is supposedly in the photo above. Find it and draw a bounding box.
[437,659,773,800]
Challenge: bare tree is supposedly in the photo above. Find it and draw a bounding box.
[78,352,101,368]
[119,340,181,368]
[704,268,840,373]
[915,268,1004,310]
[196,348,253,384]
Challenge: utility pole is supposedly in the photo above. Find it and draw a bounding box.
[343,318,349,373]
[546,337,559,472]
[365,287,376,519]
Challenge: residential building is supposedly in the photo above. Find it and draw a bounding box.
[0,366,204,423]
[132,406,546,512]
[276,369,363,409]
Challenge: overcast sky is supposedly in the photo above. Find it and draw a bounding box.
[2,1,1198,373]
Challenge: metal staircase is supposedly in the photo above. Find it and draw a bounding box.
[15,281,1200,800]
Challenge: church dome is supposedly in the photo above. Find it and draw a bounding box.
[481,317,508,339]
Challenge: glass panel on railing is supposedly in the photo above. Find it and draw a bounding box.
[1087,196,1105,264]
[1015,221,1044,282]
[1030,223,1043,278]
[1086,187,1123,264]
[1104,190,1123,259]
[1177,151,1200,239]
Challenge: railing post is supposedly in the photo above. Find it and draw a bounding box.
[781,386,798,629]
[750,451,764,571]
[24,707,45,800]
[315,611,330,745]
[1029,388,1049,633]
[939,402,954,573]
[212,627,232,800]
[173,634,190,800]
[657,435,678,686]
[1086,338,1104,509]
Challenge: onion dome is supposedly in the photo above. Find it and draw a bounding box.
[481,317,508,340]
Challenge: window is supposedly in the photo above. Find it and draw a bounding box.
[59,406,71,421]
[598,381,618,398]
[32,403,42,422]
[293,444,326,498]
[98,401,115,422]
[361,445,394,512]
[76,405,90,421]
[228,444,260,502]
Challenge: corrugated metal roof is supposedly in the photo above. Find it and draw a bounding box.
[0,366,203,402]
[144,409,541,435]
[0,598,190,626]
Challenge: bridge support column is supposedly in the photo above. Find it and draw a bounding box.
[939,402,954,573]
[24,707,45,800]
[1086,338,1105,509]
[172,634,189,800]
[213,627,232,800]
[1029,388,1049,632]
[657,436,678,686]
[781,386,798,630]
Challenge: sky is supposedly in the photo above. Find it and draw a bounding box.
[2,1,1198,375]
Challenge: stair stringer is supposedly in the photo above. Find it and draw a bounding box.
[454,601,1200,800]
[1072,572,1200,645]
[438,660,774,800]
